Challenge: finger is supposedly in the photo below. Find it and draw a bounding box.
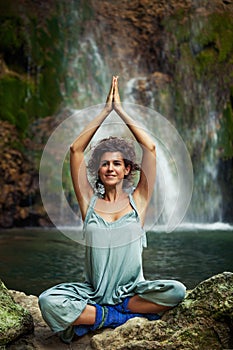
[114,78,119,94]
[112,76,116,88]
[109,77,115,93]
[111,76,117,92]
[106,77,115,103]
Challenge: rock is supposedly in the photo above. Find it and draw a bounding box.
[0,280,33,346]
[0,114,74,228]
[6,289,95,350]
[2,272,233,349]
[0,121,51,228]
[91,272,233,350]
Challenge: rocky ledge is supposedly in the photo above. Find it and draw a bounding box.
[0,272,232,350]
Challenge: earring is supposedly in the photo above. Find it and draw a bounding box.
[95,177,105,197]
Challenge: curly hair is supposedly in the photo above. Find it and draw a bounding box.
[87,136,140,195]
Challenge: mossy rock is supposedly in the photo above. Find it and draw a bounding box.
[0,280,34,346]
[91,272,233,350]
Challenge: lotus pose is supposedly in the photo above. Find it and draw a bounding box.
[39,76,186,343]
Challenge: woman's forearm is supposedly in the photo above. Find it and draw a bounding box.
[70,76,116,153]
[115,106,156,154]
[70,108,111,153]
[113,78,155,155]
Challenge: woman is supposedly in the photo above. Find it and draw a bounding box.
[39,76,186,343]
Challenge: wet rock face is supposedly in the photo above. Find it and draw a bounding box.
[0,114,71,228]
[0,0,232,226]
[91,272,233,350]
[0,280,33,346]
[0,121,46,228]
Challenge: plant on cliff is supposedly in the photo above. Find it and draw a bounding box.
[218,102,233,159]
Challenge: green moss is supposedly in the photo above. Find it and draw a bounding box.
[162,11,191,43]
[195,48,218,77]
[16,109,29,134]
[0,76,29,127]
[161,7,233,158]
[0,110,15,124]
[80,0,93,21]
[47,17,60,41]
[218,102,233,159]
[0,0,97,130]
[164,9,233,82]
[197,13,233,63]
[0,281,32,345]
[194,13,233,79]
[0,13,66,124]
[0,17,25,53]
[37,67,62,115]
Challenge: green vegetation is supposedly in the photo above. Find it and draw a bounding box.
[162,9,233,160]
[0,280,33,345]
[0,0,94,137]
[196,13,233,62]
[0,76,30,135]
[218,102,233,159]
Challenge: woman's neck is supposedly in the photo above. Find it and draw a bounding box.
[104,187,127,203]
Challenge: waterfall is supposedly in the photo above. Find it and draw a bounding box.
[124,79,193,231]
[38,24,226,231]
[39,54,226,233]
[123,77,225,224]
[63,35,110,108]
[1,0,232,230]
[187,109,223,223]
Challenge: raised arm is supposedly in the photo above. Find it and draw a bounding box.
[113,77,156,222]
[70,76,116,220]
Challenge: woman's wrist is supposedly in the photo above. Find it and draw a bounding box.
[114,102,123,114]
[103,104,113,114]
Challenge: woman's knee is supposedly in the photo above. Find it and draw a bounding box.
[38,292,56,314]
[172,281,186,304]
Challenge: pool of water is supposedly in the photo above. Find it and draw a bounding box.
[0,224,233,296]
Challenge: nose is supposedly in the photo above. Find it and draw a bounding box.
[108,162,114,171]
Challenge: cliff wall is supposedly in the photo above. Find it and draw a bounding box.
[0,0,232,227]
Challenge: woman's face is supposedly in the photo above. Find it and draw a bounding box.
[98,152,130,187]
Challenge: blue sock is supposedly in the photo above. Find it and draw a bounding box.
[114,297,131,313]
[114,297,161,320]
[74,302,160,337]
[102,305,144,328]
[144,313,161,321]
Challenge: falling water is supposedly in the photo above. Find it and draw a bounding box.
[123,79,193,229]
[186,109,223,223]
[123,77,224,224]
[39,24,224,229]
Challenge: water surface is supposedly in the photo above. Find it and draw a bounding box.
[0,224,232,296]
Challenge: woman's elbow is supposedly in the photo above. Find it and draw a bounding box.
[70,144,76,154]
[150,143,156,156]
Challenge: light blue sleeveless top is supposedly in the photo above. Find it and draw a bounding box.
[82,193,147,304]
